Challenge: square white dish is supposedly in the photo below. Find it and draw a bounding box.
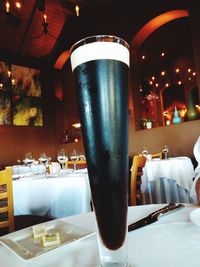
[0,220,94,260]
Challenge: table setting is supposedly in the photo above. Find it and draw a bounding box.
[1,203,200,267]
[141,155,195,204]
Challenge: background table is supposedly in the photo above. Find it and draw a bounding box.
[0,204,199,267]
[141,157,195,204]
[13,172,91,218]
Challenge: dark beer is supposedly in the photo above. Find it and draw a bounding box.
[70,36,130,264]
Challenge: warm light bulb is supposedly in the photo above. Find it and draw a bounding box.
[155,83,159,87]
[75,5,80,16]
[74,138,79,143]
[165,83,169,87]
[161,71,165,76]
[188,68,191,73]
[7,70,11,77]
[142,55,145,60]
[175,68,180,73]
[15,2,21,9]
[193,72,196,76]
[72,123,81,128]
[152,76,155,80]
[11,79,15,86]
[161,52,165,57]
[6,1,10,13]
[43,14,47,23]
[0,83,3,89]
[178,81,182,85]
[149,81,153,85]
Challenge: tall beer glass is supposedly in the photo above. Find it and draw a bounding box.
[70,35,130,267]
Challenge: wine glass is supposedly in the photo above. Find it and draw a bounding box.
[57,149,68,169]
[23,152,34,166]
[141,147,149,157]
[162,145,169,159]
[38,152,48,165]
[70,149,79,172]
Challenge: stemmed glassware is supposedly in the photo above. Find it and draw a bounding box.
[23,152,34,166]
[38,152,48,165]
[141,147,149,157]
[162,145,169,159]
[57,149,68,170]
[70,149,79,172]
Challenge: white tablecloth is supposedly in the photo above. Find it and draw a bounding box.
[12,164,46,176]
[13,172,91,218]
[141,157,195,204]
[0,204,200,267]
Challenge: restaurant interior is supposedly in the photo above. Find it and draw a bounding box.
[0,0,199,167]
[1,1,200,266]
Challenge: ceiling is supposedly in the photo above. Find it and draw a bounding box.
[0,0,192,68]
[0,0,125,65]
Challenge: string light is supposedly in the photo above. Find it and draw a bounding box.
[161,52,165,57]
[175,68,180,73]
[161,71,165,76]
[142,55,145,60]
[7,70,11,77]
[165,83,169,87]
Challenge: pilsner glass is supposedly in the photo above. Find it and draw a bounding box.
[70,35,130,267]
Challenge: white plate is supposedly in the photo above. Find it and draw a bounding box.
[189,208,200,228]
[0,220,94,260]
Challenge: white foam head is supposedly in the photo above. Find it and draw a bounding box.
[70,38,130,71]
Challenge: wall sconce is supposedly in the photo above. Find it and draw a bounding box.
[72,122,81,129]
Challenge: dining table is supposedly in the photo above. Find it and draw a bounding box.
[141,156,196,204]
[12,169,92,218]
[0,203,200,267]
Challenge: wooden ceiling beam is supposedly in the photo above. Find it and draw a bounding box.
[18,2,37,56]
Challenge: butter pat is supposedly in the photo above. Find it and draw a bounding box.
[42,232,61,247]
[32,224,47,239]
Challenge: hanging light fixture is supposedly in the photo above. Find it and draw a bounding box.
[4,1,22,26]
[30,2,55,39]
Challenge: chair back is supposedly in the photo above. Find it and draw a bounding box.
[130,155,146,206]
[67,160,87,169]
[151,152,162,159]
[0,167,14,232]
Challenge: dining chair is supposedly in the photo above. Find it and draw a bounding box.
[130,155,146,206]
[67,160,87,169]
[0,167,14,233]
[151,152,162,159]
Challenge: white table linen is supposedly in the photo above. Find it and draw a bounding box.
[0,204,200,267]
[141,157,195,204]
[13,172,91,218]
[193,136,200,173]
[12,164,46,177]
